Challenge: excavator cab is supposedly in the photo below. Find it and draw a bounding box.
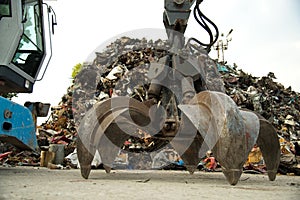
[0,0,54,93]
[0,0,55,151]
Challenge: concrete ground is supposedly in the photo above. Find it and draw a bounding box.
[0,166,299,200]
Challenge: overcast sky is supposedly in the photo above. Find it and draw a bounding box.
[13,0,300,123]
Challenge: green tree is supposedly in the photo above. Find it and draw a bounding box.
[71,63,83,79]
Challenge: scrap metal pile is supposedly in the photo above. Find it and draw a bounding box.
[1,37,299,174]
[0,142,40,167]
[218,63,300,174]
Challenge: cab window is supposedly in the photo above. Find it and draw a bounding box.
[0,0,11,19]
[12,0,45,78]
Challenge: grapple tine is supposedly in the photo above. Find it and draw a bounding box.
[188,91,252,185]
[96,131,119,173]
[170,111,204,174]
[77,136,95,179]
[77,106,99,179]
[77,97,151,178]
[218,110,260,185]
[96,116,144,172]
[179,136,204,174]
[170,137,206,174]
[256,117,280,181]
[91,109,128,172]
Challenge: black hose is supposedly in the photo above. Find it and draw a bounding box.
[196,5,219,47]
[189,1,219,52]
[193,5,213,46]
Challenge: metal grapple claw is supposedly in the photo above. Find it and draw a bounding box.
[77,107,99,179]
[174,101,208,174]
[181,91,260,185]
[77,97,151,179]
[77,90,280,185]
[255,114,280,181]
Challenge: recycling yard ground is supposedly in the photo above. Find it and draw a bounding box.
[0,167,299,200]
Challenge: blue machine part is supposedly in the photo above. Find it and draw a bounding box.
[217,63,229,73]
[0,96,38,151]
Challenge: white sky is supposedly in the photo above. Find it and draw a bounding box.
[13,0,300,123]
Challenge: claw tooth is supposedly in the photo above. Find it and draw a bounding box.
[222,168,242,185]
[170,110,204,177]
[97,146,117,171]
[103,165,112,173]
[267,170,277,181]
[81,166,92,179]
[77,138,95,180]
[170,136,203,176]
[186,165,197,174]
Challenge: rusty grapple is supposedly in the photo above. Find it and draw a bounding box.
[76,40,280,185]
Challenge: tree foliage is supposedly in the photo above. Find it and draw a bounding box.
[71,63,83,79]
[1,93,18,100]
